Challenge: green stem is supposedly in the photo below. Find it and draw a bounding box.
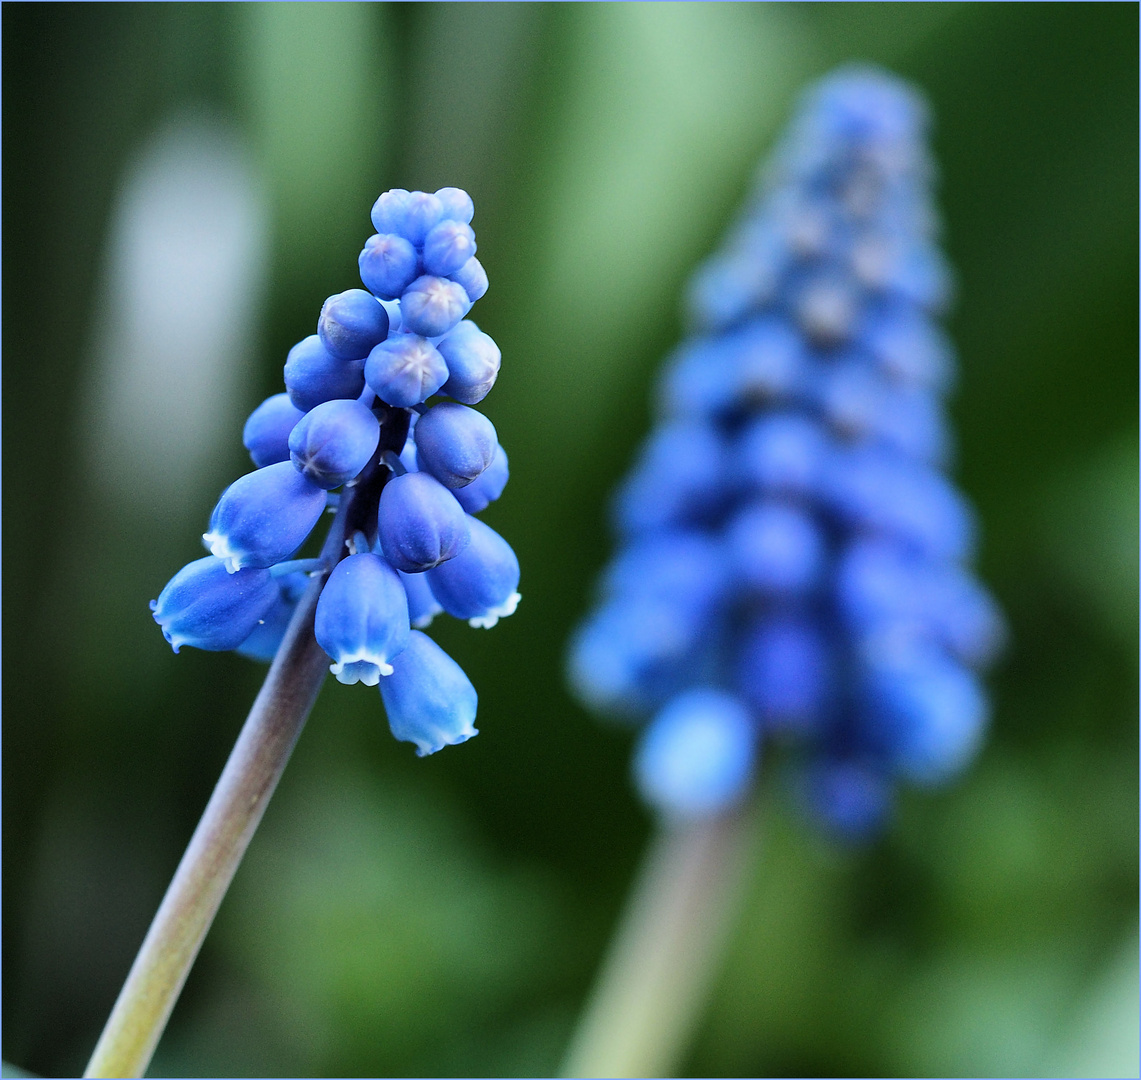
[560,807,757,1080]
[84,524,344,1078]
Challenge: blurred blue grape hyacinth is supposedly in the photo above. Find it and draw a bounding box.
[569,67,1002,836]
[151,187,518,755]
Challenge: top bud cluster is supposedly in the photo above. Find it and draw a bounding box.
[151,187,519,757]
[569,69,1003,837]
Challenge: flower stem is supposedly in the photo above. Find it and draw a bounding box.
[85,407,410,1079]
[560,807,757,1080]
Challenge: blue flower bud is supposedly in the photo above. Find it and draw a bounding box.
[859,303,953,390]
[633,689,759,819]
[425,516,520,628]
[203,461,327,572]
[925,565,1005,669]
[794,272,860,346]
[601,531,727,610]
[317,288,390,361]
[400,191,446,247]
[568,602,686,717]
[613,421,727,537]
[802,758,893,840]
[314,553,411,684]
[364,333,449,408]
[399,569,443,628]
[370,188,413,234]
[422,219,476,277]
[380,630,478,756]
[151,556,279,653]
[686,238,785,332]
[284,335,365,412]
[872,384,949,464]
[736,413,828,499]
[288,398,380,489]
[658,318,805,419]
[438,320,501,404]
[736,614,831,733]
[449,256,488,303]
[243,393,305,469]
[434,186,474,224]
[826,447,973,560]
[860,642,987,784]
[359,233,421,301]
[454,443,509,514]
[412,402,497,489]
[377,471,471,573]
[803,66,926,146]
[571,538,728,716]
[399,275,470,338]
[726,501,824,596]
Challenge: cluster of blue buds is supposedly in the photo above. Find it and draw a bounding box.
[151,187,518,756]
[569,68,1003,837]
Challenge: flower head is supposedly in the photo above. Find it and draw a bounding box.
[570,67,1002,834]
[153,187,518,755]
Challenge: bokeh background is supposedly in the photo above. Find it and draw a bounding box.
[4,4,1137,1077]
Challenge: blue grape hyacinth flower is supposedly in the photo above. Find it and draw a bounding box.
[569,67,1002,836]
[151,186,518,755]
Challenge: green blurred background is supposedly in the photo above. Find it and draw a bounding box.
[3,3,1137,1077]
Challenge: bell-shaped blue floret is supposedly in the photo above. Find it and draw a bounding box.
[284,335,365,412]
[736,614,832,734]
[573,537,727,716]
[438,321,501,404]
[399,275,470,338]
[633,689,759,819]
[203,462,327,573]
[399,569,443,629]
[434,186,474,225]
[234,593,294,662]
[413,402,497,489]
[151,556,279,653]
[612,421,728,537]
[234,570,310,662]
[364,334,449,408]
[359,233,421,301]
[925,565,1006,669]
[825,447,973,561]
[802,758,893,840]
[425,516,520,628]
[725,501,824,596]
[243,393,305,468]
[659,318,806,419]
[600,530,727,610]
[454,444,509,514]
[377,472,470,573]
[318,288,390,361]
[449,256,488,303]
[288,398,380,489]
[422,219,476,277]
[736,413,828,499]
[860,644,987,785]
[314,553,411,685]
[380,630,478,756]
[859,303,953,391]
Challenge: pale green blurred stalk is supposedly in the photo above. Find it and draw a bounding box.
[561,808,757,1079]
